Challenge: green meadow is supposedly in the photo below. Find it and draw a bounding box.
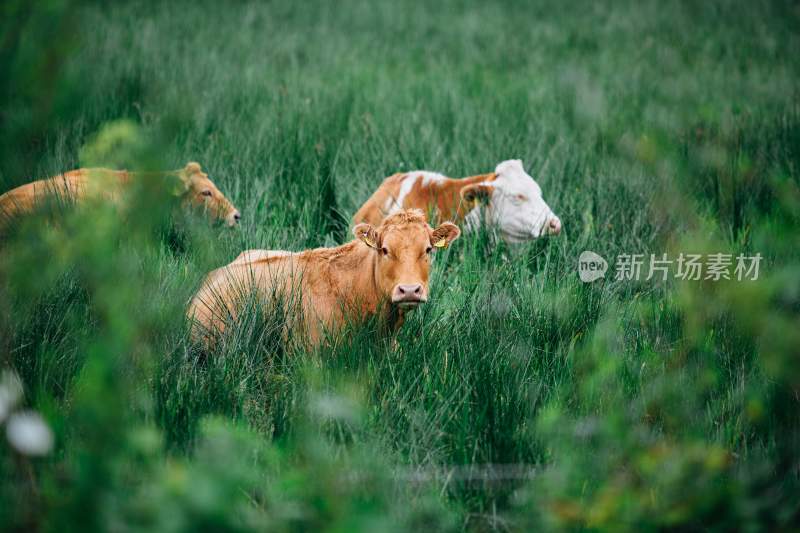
[1,0,798,530]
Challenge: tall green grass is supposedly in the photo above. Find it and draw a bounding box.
[1,0,798,530]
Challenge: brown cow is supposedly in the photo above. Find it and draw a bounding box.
[187,209,461,348]
[0,162,240,233]
[354,159,561,244]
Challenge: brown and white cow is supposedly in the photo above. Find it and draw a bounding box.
[0,162,241,232]
[353,159,561,244]
[187,209,461,347]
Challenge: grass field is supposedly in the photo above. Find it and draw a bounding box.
[1,0,799,530]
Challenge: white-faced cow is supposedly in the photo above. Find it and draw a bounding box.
[187,209,461,347]
[353,159,561,244]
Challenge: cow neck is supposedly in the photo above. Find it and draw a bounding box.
[328,240,382,312]
[126,170,174,184]
[437,172,496,224]
[85,169,169,188]
[122,170,193,196]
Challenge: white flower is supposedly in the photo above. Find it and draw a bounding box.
[6,411,54,456]
[0,370,24,423]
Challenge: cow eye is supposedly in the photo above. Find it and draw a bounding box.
[425,247,432,254]
[381,246,389,256]
[201,190,212,197]
[515,194,527,202]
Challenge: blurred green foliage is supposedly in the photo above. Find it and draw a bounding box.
[78,119,152,169]
[1,0,799,531]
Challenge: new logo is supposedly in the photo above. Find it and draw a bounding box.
[579,251,608,283]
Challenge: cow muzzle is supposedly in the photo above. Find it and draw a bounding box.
[226,209,242,227]
[391,284,427,307]
[545,216,561,236]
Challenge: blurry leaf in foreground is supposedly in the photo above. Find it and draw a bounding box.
[78,119,151,170]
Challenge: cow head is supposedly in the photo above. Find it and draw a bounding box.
[461,159,561,243]
[353,209,460,307]
[178,162,241,227]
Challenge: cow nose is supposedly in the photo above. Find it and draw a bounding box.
[392,284,426,305]
[227,210,241,226]
[234,211,241,222]
[547,217,561,236]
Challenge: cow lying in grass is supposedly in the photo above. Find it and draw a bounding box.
[353,159,561,244]
[188,209,461,348]
[0,162,241,233]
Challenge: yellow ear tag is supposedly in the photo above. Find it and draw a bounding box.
[433,239,447,248]
[364,236,376,248]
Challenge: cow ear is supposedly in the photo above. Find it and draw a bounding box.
[353,223,379,249]
[184,162,203,176]
[461,183,493,205]
[431,222,461,249]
